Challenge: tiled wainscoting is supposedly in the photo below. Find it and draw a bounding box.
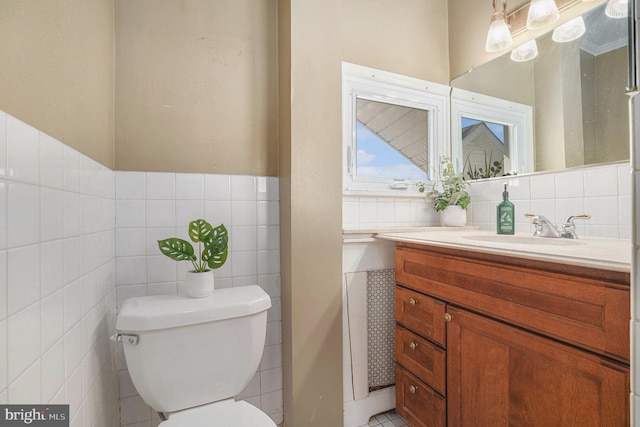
[114,172,283,426]
[468,162,631,239]
[344,162,631,238]
[343,195,440,230]
[0,111,120,427]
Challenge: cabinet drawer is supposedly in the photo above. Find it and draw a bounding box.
[395,286,446,347]
[396,325,446,396]
[396,365,446,427]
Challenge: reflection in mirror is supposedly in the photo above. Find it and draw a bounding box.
[462,118,509,179]
[451,88,534,176]
[451,2,629,176]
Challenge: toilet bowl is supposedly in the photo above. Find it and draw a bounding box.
[116,285,277,427]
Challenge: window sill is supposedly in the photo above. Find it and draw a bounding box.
[343,189,431,199]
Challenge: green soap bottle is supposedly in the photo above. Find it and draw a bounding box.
[497,183,515,235]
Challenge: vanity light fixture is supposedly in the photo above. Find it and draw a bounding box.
[486,0,514,52]
[510,39,539,61]
[552,16,586,42]
[605,0,628,18]
[526,0,560,30]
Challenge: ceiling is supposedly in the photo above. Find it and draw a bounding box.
[580,4,628,56]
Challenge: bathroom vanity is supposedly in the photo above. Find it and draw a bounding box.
[377,231,631,427]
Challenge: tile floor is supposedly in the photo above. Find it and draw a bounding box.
[359,410,409,427]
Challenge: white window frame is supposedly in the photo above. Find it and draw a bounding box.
[451,88,534,175]
[342,62,450,194]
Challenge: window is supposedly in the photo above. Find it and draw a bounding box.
[343,63,450,193]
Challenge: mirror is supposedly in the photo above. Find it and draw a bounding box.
[451,2,629,178]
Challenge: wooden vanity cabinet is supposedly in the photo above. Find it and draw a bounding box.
[394,243,630,427]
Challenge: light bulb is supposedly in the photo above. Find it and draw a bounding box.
[510,40,539,62]
[486,0,513,53]
[526,0,560,30]
[552,16,586,42]
[605,0,629,18]
[486,15,513,52]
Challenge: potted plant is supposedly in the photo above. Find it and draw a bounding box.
[429,156,471,226]
[464,150,504,180]
[157,219,228,298]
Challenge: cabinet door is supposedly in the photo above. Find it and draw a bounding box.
[447,307,629,427]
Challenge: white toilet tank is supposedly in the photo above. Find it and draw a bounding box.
[116,285,271,413]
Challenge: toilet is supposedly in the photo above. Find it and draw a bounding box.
[116,285,277,427]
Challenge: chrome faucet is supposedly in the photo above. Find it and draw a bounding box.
[524,213,591,239]
[559,214,591,239]
[525,213,561,238]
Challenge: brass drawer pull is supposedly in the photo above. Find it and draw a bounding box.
[409,341,418,350]
[408,385,418,394]
[409,297,417,306]
[444,312,453,322]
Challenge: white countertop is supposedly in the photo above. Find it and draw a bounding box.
[375,229,632,273]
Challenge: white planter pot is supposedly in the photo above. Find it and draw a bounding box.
[185,270,214,298]
[440,205,467,227]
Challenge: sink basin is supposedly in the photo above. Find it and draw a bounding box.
[462,234,586,246]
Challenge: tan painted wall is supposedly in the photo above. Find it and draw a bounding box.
[280,0,344,425]
[595,47,629,163]
[0,0,115,168]
[451,55,535,106]
[279,1,450,426]
[341,0,450,84]
[115,0,278,175]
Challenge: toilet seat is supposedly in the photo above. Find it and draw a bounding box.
[160,399,277,427]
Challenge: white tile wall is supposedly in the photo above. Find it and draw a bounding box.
[343,195,440,230]
[115,172,283,426]
[343,163,630,237]
[467,162,632,238]
[0,111,119,427]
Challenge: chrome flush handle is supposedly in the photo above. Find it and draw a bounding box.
[112,333,140,346]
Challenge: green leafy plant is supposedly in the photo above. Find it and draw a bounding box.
[464,150,504,180]
[429,156,471,212]
[157,219,228,272]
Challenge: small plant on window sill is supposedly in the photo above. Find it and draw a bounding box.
[464,150,504,180]
[429,156,471,212]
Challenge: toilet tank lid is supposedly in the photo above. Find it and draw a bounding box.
[116,285,271,331]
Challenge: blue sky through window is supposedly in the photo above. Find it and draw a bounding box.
[356,122,427,180]
[461,117,506,143]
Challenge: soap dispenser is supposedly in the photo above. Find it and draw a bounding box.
[497,183,515,235]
